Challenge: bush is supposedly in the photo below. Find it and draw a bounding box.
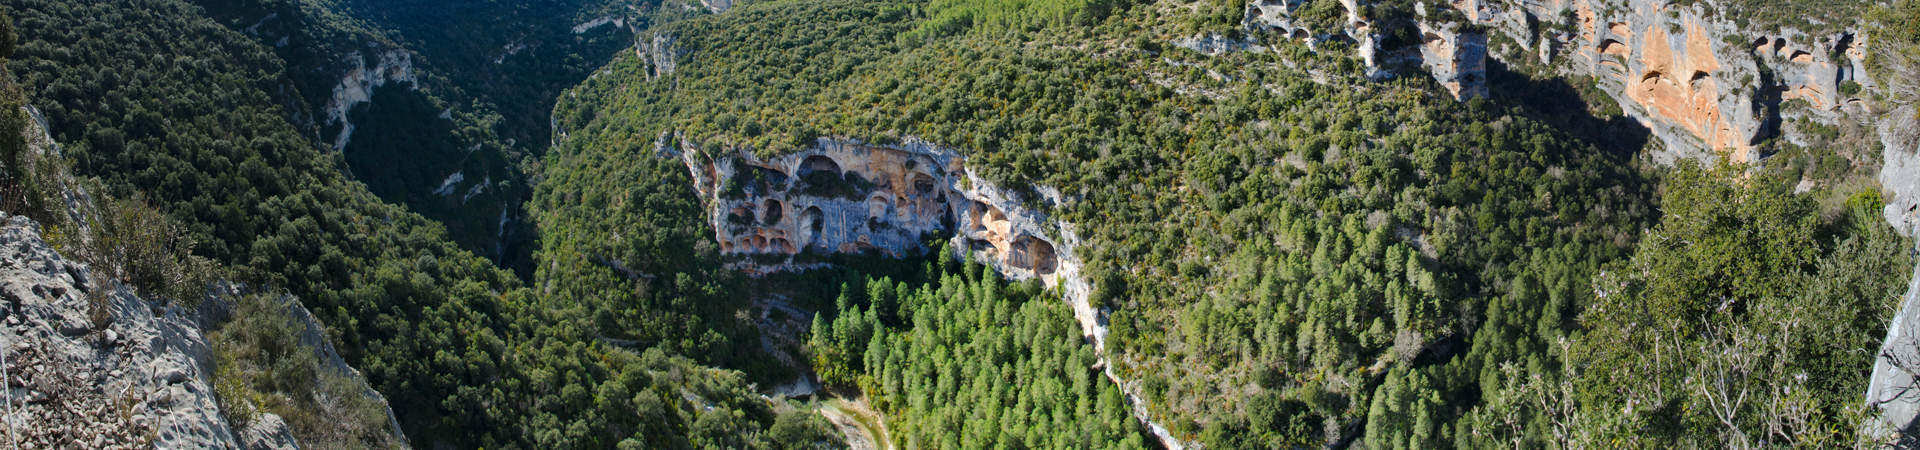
[210,293,403,448]
[77,193,219,306]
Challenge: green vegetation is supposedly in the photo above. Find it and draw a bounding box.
[1873,0,1920,113]
[808,249,1147,448]
[186,0,645,274]
[912,0,1125,37]
[556,0,1653,442]
[551,0,1913,446]
[3,0,833,447]
[4,0,1911,447]
[211,293,404,448]
[1562,162,1910,446]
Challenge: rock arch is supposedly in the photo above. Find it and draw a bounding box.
[800,154,841,175]
[969,200,1011,241]
[769,237,795,254]
[1598,39,1628,57]
[867,194,892,219]
[1011,235,1058,275]
[798,206,825,249]
[910,172,937,194]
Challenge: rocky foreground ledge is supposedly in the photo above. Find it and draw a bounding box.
[0,212,241,447]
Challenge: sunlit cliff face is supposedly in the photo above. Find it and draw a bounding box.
[680,140,1059,277]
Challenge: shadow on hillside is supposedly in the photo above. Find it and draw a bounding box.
[1484,58,1651,159]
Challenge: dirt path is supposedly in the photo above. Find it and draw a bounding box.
[819,396,892,450]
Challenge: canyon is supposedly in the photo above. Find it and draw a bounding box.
[669,135,1187,446]
[657,0,1917,443]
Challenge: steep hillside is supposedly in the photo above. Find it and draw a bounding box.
[0,0,837,447]
[547,0,1916,446]
[2,0,1916,448]
[178,0,647,275]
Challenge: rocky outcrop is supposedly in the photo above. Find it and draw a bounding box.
[324,48,419,151]
[0,213,237,448]
[1244,0,1318,42]
[639,33,681,79]
[1244,0,1395,79]
[1415,4,1489,100]
[1867,228,1920,442]
[1243,0,1873,162]
[238,413,298,450]
[1446,0,1873,161]
[571,16,627,35]
[1882,105,1920,236]
[673,136,1183,448]
[199,284,411,447]
[1869,105,1920,439]
[1172,33,1265,57]
[679,138,1073,283]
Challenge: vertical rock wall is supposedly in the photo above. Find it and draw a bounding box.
[324,48,418,151]
[1244,0,1873,162]
[1449,0,1869,161]
[673,136,1182,448]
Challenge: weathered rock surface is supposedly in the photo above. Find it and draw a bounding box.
[1869,104,1920,439]
[672,136,1181,448]
[1415,4,1489,100]
[1867,232,1920,442]
[679,138,1074,298]
[1882,106,1920,236]
[640,33,681,79]
[238,413,298,450]
[1243,0,1874,162]
[0,213,236,448]
[324,48,418,151]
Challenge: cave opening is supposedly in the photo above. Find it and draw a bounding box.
[912,172,936,194]
[763,199,784,225]
[800,154,841,176]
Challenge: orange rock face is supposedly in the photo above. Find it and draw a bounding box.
[1623,20,1751,161]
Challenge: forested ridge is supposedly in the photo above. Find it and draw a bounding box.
[0,0,1916,448]
[546,0,1919,446]
[180,0,648,276]
[0,0,833,447]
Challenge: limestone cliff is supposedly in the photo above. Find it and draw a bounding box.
[1415,3,1490,100]
[639,33,682,79]
[0,213,238,448]
[1866,220,1920,441]
[1448,0,1849,162]
[1243,0,1874,162]
[1869,105,1920,438]
[324,48,419,151]
[669,136,1183,448]
[0,105,406,448]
